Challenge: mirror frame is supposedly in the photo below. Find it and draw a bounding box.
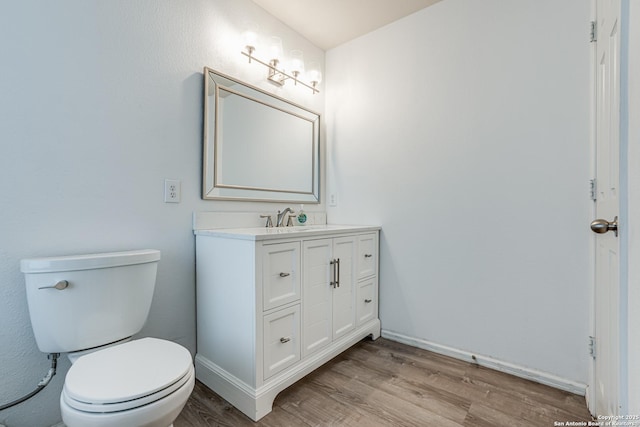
[202,67,321,203]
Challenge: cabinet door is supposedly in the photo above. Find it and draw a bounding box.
[332,236,356,340]
[356,277,377,326]
[263,305,300,380]
[302,239,333,357]
[263,242,300,311]
[357,233,377,279]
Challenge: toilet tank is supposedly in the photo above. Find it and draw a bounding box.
[21,249,161,354]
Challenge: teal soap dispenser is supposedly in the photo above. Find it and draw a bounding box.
[297,204,307,225]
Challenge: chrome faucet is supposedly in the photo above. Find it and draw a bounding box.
[276,208,294,227]
[260,214,273,228]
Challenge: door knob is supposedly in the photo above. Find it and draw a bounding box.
[590,216,618,237]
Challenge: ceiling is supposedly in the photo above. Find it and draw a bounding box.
[251,0,442,51]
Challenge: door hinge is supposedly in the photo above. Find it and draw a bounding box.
[590,179,597,201]
[589,336,596,359]
[590,21,597,43]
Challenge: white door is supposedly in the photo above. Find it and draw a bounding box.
[331,237,356,340]
[302,236,357,356]
[302,239,333,356]
[591,0,621,416]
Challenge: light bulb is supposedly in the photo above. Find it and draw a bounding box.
[290,50,305,78]
[307,62,322,86]
[242,22,259,53]
[268,36,283,63]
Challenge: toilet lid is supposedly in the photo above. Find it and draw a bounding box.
[64,337,192,409]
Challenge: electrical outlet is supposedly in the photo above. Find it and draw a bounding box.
[329,193,337,207]
[164,179,181,203]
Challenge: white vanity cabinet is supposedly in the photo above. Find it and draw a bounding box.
[303,236,357,357]
[194,225,380,421]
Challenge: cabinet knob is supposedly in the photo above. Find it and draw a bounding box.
[280,337,291,343]
[364,254,373,258]
[279,272,291,277]
[364,299,372,303]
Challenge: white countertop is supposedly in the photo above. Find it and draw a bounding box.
[194,224,380,241]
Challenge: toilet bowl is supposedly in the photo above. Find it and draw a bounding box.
[21,249,194,427]
[61,338,194,427]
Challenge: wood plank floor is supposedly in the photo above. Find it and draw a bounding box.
[175,338,592,427]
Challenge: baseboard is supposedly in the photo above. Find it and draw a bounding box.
[381,329,587,396]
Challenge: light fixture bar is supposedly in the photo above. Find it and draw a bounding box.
[241,51,319,94]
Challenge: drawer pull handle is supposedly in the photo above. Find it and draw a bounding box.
[279,272,290,277]
[364,299,372,303]
[280,337,291,343]
[364,254,373,258]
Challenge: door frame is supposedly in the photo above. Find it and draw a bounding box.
[623,0,639,416]
[587,0,597,415]
[588,0,638,416]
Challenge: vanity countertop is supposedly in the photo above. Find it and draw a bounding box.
[194,224,381,241]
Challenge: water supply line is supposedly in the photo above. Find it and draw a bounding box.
[0,353,59,411]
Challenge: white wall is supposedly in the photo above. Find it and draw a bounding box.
[326,0,592,386]
[0,1,324,426]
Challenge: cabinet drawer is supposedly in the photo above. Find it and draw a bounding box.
[263,305,300,380]
[263,242,301,311]
[356,277,377,326]
[357,233,377,279]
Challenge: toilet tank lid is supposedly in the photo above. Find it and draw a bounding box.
[20,249,160,273]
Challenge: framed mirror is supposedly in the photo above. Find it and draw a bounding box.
[202,67,320,203]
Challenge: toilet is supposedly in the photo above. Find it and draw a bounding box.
[21,249,194,427]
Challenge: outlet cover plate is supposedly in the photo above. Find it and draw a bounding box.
[164,179,181,203]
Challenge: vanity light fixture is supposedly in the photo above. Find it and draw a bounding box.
[241,26,321,94]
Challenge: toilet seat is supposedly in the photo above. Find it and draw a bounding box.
[62,337,193,414]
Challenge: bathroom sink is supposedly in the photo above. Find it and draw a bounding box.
[194,224,381,241]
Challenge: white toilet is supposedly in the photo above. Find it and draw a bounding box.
[21,249,194,427]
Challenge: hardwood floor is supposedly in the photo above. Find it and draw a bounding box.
[175,338,592,427]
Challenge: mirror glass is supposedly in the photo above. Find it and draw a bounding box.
[203,68,320,203]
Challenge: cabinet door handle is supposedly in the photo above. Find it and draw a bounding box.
[364,254,373,258]
[329,259,337,288]
[279,272,290,277]
[280,337,291,343]
[335,258,340,288]
[364,299,372,303]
